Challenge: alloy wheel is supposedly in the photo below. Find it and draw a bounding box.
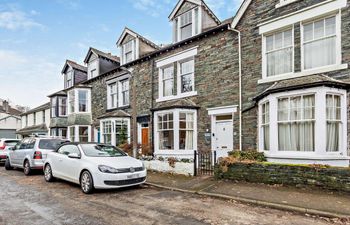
[81,172,93,194]
[24,161,31,175]
[44,164,52,182]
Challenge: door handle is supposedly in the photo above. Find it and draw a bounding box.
[59,159,63,162]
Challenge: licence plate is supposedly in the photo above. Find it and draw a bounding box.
[127,174,139,179]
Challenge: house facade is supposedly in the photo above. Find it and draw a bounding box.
[17,103,51,138]
[233,0,350,166]
[0,101,22,138]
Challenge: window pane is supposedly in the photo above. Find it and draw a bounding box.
[284,30,293,47]
[78,90,88,112]
[266,35,274,51]
[314,19,324,39]
[303,23,313,42]
[325,16,336,36]
[274,32,283,49]
[79,127,89,142]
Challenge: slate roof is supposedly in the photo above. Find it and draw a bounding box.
[20,102,50,116]
[84,47,120,63]
[116,27,160,50]
[151,99,199,111]
[97,110,131,119]
[16,123,48,135]
[254,75,350,101]
[0,105,22,116]
[47,90,67,98]
[65,60,87,73]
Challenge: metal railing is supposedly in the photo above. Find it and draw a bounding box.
[194,150,217,176]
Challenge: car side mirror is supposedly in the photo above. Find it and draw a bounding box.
[68,153,80,159]
[8,147,15,151]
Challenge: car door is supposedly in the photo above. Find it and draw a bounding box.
[60,145,82,183]
[50,145,70,179]
[10,139,27,166]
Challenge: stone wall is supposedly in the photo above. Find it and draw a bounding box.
[235,0,350,151]
[215,162,350,192]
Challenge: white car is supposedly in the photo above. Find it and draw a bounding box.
[44,143,147,194]
[0,139,20,163]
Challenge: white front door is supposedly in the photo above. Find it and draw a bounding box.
[215,121,233,158]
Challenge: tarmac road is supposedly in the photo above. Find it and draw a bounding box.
[0,166,343,225]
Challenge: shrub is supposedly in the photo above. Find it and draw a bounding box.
[228,150,266,162]
[167,157,177,168]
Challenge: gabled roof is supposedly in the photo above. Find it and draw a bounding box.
[61,60,87,74]
[254,75,350,101]
[116,27,160,50]
[231,0,252,28]
[83,47,120,64]
[0,115,21,122]
[168,0,220,24]
[20,102,50,116]
[0,105,22,116]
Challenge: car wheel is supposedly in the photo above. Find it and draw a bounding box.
[80,171,94,194]
[44,164,54,182]
[4,158,13,170]
[23,160,31,176]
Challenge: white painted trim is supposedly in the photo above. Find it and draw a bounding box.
[168,0,202,20]
[153,109,198,156]
[116,28,138,47]
[257,86,348,164]
[258,0,346,34]
[207,105,238,116]
[258,64,348,84]
[231,0,252,28]
[156,47,198,67]
[156,91,197,103]
[100,117,131,146]
[67,125,92,142]
[276,0,300,8]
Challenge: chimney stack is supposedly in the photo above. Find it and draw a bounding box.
[3,100,9,113]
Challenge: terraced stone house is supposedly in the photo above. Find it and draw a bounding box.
[233,0,350,166]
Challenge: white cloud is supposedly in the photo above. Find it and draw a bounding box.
[0,49,62,108]
[129,0,173,17]
[0,5,44,31]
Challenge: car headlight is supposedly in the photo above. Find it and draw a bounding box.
[98,165,119,174]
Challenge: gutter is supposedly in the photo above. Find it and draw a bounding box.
[228,27,243,152]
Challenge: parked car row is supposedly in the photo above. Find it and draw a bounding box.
[0,137,147,194]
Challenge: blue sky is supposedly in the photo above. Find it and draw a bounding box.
[0,0,241,108]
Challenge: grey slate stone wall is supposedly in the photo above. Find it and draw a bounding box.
[235,0,350,151]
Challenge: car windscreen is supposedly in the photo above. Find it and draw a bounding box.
[4,141,19,146]
[39,139,68,150]
[81,144,127,157]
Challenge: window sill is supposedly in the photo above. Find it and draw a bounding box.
[264,152,350,160]
[275,0,300,8]
[156,91,198,103]
[258,64,348,84]
[106,105,130,111]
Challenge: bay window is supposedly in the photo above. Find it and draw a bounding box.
[51,97,57,117]
[58,97,67,116]
[261,102,270,151]
[100,118,130,146]
[107,78,130,109]
[155,109,197,153]
[69,127,75,142]
[326,94,341,152]
[265,29,293,77]
[259,87,347,162]
[68,89,91,114]
[68,126,91,142]
[158,113,174,150]
[277,95,315,152]
[303,15,337,70]
[79,126,89,142]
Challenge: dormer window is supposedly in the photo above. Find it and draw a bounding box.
[121,40,136,64]
[66,70,73,88]
[174,7,200,42]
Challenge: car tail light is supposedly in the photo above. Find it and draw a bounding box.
[0,144,5,150]
[34,151,42,159]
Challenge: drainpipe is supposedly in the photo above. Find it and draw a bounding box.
[228,26,243,152]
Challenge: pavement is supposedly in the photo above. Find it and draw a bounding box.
[0,167,343,225]
[146,171,350,219]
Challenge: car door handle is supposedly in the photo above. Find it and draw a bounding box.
[59,159,63,162]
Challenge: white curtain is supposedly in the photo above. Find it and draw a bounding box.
[304,37,336,69]
[327,122,339,152]
[185,113,194,150]
[267,47,293,76]
[326,95,340,152]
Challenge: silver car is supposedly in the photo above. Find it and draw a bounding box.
[0,139,20,163]
[5,137,68,175]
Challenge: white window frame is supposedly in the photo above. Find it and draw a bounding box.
[67,88,91,114]
[258,86,347,161]
[51,97,57,118]
[106,75,130,109]
[67,125,92,142]
[153,109,197,158]
[121,39,139,65]
[58,97,67,117]
[258,0,348,84]
[300,13,341,72]
[66,70,73,88]
[156,47,198,102]
[260,101,270,151]
[177,58,195,95]
[100,118,131,146]
[120,79,130,107]
[174,7,202,42]
[262,26,294,79]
